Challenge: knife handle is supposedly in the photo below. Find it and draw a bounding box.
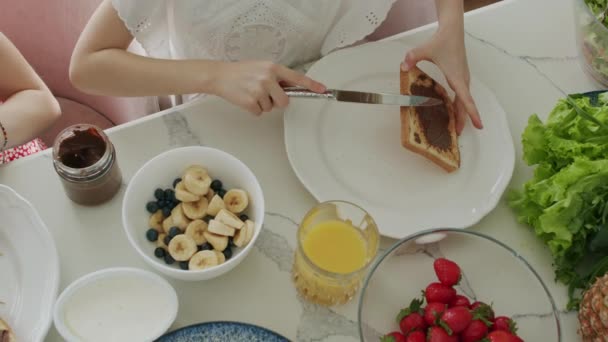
[283,87,334,99]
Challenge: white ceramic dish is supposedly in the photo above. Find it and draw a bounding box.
[54,267,178,342]
[122,146,265,281]
[0,184,59,342]
[284,40,515,238]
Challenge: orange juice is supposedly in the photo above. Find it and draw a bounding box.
[303,220,367,274]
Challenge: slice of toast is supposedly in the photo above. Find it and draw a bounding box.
[400,67,460,172]
[0,319,16,342]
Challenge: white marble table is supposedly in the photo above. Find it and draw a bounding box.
[0,0,594,340]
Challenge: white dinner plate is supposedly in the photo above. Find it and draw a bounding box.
[284,40,515,238]
[0,185,60,341]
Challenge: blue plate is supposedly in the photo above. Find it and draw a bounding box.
[156,321,290,342]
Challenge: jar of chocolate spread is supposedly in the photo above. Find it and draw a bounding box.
[52,124,122,205]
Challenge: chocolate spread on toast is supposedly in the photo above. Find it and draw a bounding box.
[410,75,452,150]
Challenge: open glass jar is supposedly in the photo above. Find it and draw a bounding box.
[52,124,122,206]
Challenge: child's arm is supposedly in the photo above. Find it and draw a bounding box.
[70,0,325,115]
[0,34,61,149]
[402,0,481,135]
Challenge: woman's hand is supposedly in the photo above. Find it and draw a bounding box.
[402,0,482,135]
[211,61,326,115]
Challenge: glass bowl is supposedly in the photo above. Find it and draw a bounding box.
[358,229,561,341]
[574,0,608,86]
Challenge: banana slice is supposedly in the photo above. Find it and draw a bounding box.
[207,195,226,216]
[185,220,208,245]
[182,196,208,220]
[171,204,192,230]
[175,181,200,203]
[206,189,216,202]
[208,219,236,237]
[149,210,164,232]
[204,231,229,251]
[223,189,249,214]
[183,165,208,178]
[214,250,226,264]
[184,168,212,196]
[189,250,218,270]
[162,216,174,234]
[168,235,197,261]
[157,233,168,249]
[234,220,255,247]
[215,209,244,229]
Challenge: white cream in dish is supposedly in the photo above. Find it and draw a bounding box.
[54,268,178,342]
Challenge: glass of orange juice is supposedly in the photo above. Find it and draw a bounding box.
[292,201,379,306]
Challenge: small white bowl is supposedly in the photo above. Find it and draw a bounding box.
[53,267,178,342]
[122,146,265,281]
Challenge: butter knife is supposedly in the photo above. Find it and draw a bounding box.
[283,87,442,107]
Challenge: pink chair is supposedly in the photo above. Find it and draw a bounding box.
[0,0,159,147]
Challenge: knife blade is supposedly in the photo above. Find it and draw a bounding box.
[283,87,442,107]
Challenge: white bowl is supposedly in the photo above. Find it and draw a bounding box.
[53,267,178,342]
[122,146,265,281]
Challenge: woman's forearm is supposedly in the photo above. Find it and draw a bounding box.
[0,89,60,148]
[70,49,224,97]
[435,0,465,32]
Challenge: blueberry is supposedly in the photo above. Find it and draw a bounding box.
[198,242,212,251]
[164,189,175,202]
[223,247,233,260]
[239,214,249,221]
[146,201,159,213]
[229,237,236,247]
[164,254,175,265]
[210,179,223,192]
[146,228,159,242]
[154,247,166,258]
[172,200,181,209]
[217,189,226,198]
[157,200,166,208]
[173,178,182,188]
[203,215,213,223]
[169,226,182,238]
[154,188,164,200]
[164,235,172,246]
[162,207,172,217]
[179,261,189,270]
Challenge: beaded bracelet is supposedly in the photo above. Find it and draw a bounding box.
[0,120,6,149]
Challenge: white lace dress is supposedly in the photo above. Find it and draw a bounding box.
[112,0,399,68]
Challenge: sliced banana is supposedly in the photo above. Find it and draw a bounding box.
[204,231,229,251]
[168,235,197,261]
[175,181,200,203]
[162,216,174,234]
[189,250,218,270]
[185,220,208,245]
[234,220,255,247]
[223,189,249,214]
[149,210,164,232]
[215,209,244,229]
[157,233,168,249]
[207,195,226,216]
[171,204,192,230]
[184,168,212,196]
[214,250,226,264]
[208,219,236,237]
[182,196,208,220]
[183,165,208,178]
[206,189,215,202]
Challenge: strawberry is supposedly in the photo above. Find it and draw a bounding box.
[424,302,447,326]
[396,298,426,335]
[433,258,461,286]
[449,294,471,308]
[381,332,407,342]
[461,319,489,342]
[405,330,426,342]
[427,326,458,342]
[492,316,518,334]
[485,330,523,342]
[425,282,456,304]
[439,306,473,334]
[470,301,495,321]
